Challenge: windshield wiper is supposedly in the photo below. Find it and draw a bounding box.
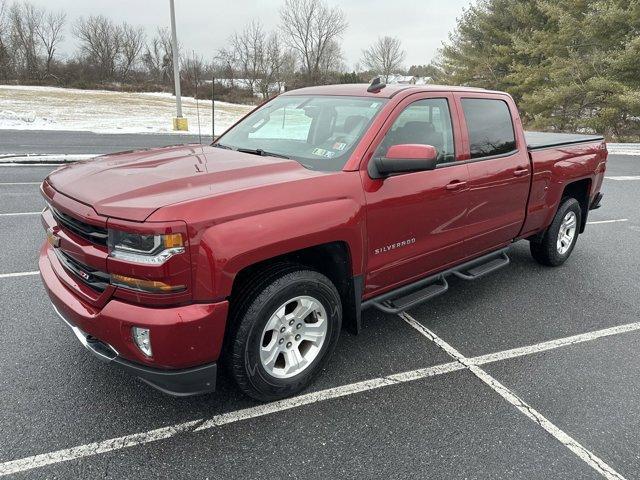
[236,148,290,159]
[211,143,232,149]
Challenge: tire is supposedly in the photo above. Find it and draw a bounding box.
[225,265,342,401]
[530,197,582,266]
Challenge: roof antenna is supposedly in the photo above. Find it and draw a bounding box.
[211,69,215,142]
[193,50,202,145]
[367,76,386,93]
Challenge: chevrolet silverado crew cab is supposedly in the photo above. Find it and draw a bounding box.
[39,79,607,401]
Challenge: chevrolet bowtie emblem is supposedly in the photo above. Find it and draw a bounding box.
[46,228,61,248]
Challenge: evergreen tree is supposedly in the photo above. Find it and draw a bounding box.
[438,0,640,140]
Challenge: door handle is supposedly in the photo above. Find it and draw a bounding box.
[514,168,529,177]
[445,181,467,191]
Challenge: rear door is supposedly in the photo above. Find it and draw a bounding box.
[361,92,470,298]
[454,94,531,256]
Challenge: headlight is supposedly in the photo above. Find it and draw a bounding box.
[108,230,185,264]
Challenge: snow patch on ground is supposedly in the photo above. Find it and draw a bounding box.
[0,84,253,135]
[0,109,55,128]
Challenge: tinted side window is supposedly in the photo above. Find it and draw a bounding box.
[461,99,516,159]
[375,98,455,164]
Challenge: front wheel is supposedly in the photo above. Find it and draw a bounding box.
[225,266,342,401]
[530,197,582,266]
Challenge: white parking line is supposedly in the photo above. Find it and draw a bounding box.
[469,321,640,366]
[2,319,640,477]
[0,182,41,185]
[0,153,96,163]
[0,420,202,477]
[400,312,627,480]
[0,212,40,217]
[605,176,640,181]
[0,363,462,477]
[195,361,463,431]
[0,271,39,279]
[587,219,628,225]
[0,163,70,167]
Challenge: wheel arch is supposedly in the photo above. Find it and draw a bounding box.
[229,241,362,335]
[561,178,592,233]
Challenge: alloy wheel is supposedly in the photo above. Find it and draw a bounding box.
[259,296,328,379]
[557,211,577,255]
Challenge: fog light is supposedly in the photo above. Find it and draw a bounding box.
[132,327,152,357]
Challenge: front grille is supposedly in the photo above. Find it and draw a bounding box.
[51,207,108,246]
[54,248,110,292]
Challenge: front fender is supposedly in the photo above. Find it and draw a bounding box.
[192,198,366,301]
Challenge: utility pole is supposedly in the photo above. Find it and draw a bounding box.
[170,0,187,131]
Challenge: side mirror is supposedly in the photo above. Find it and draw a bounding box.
[371,144,438,178]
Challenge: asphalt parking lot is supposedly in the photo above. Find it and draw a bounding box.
[1,154,639,479]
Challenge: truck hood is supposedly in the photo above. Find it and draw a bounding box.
[46,144,324,221]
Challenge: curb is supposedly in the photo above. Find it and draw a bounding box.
[0,154,98,165]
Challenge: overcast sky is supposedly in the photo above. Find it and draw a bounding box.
[25,0,473,69]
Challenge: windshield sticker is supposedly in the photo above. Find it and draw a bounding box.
[332,142,347,151]
[312,148,336,158]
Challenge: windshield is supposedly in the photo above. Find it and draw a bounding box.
[216,95,387,171]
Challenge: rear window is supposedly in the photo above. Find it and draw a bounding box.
[461,99,516,159]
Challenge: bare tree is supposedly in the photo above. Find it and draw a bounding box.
[36,9,66,79]
[74,15,122,81]
[258,32,291,98]
[0,0,6,29]
[229,20,266,93]
[8,1,43,80]
[280,0,347,85]
[142,27,174,84]
[226,21,295,99]
[319,39,344,75]
[361,36,406,82]
[119,22,145,82]
[0,0,11,79]
[142,34,163,82]
[276,48,297,92]
[181,51,204,90]
[213,47,236,87]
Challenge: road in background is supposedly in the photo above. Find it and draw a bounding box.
[0,129,213,155]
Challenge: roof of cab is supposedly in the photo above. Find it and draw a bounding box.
[280,83,503,99]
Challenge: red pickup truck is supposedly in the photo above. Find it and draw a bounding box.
[39,81,607,400]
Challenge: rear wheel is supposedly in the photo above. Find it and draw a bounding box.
[530,197,582,266]
[225,266,342,401]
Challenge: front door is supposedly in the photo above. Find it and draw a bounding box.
[361,93,470,298]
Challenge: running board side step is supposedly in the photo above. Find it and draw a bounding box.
[453,252,509,280]
[362,248,510,315]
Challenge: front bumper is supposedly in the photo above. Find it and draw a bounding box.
[51,302,218,396]
[40,242,229,396]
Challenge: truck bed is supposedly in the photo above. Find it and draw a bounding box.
[525,131,604,151]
